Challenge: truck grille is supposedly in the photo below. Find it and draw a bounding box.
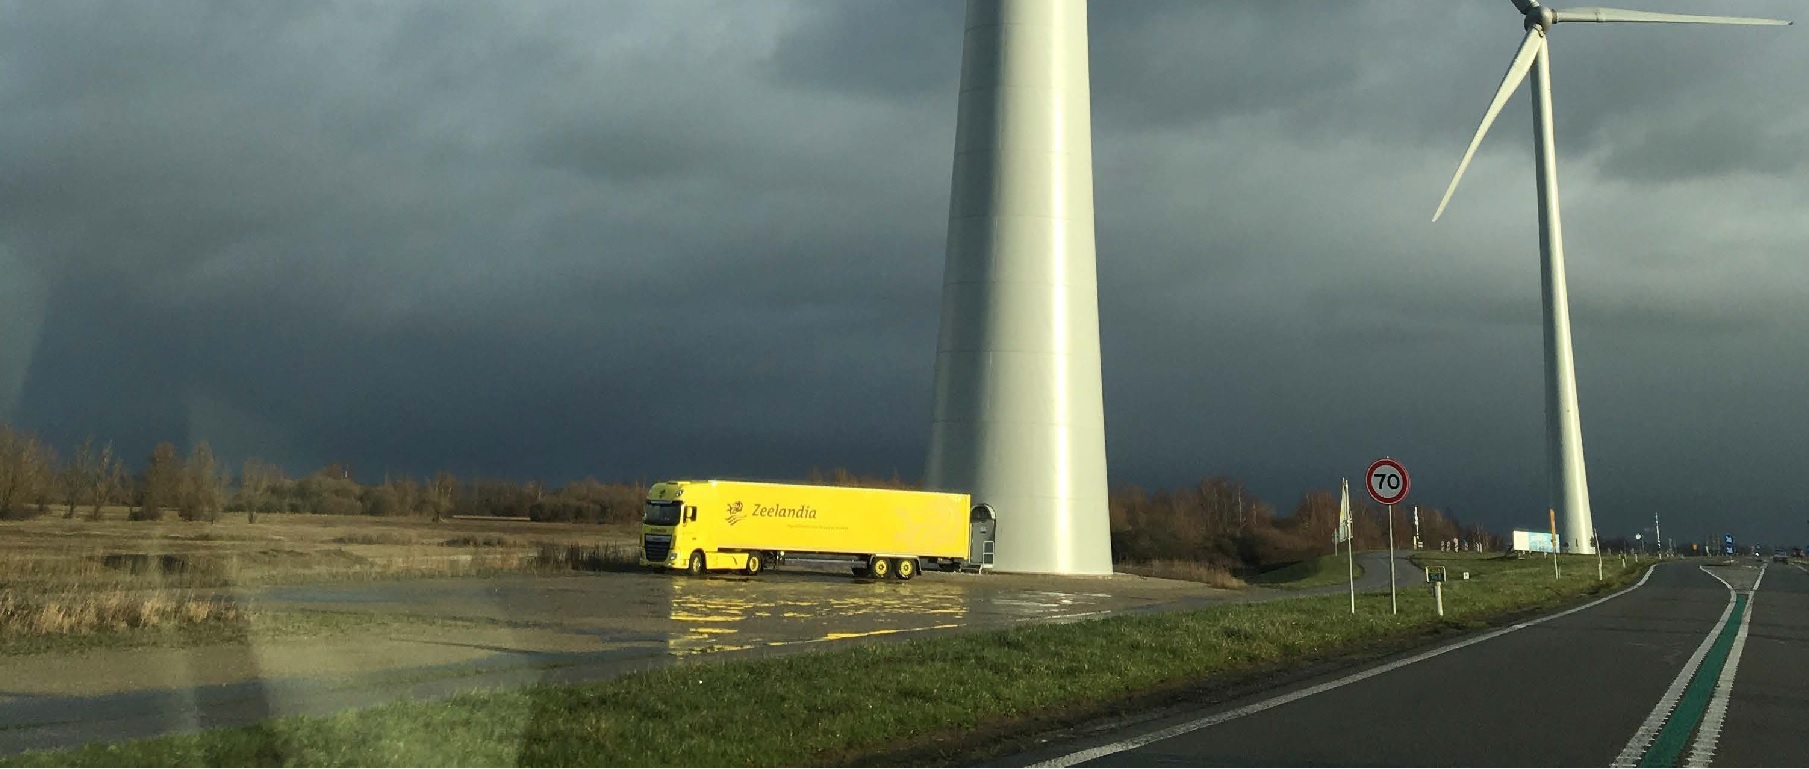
[642,534,672,563]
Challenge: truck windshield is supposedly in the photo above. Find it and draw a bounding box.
[643,501,682,526]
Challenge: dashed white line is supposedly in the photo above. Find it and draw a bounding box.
[1029,566,1657,768]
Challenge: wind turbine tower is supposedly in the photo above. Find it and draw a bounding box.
[925,0,1112,574]
[1433,0,1788,555]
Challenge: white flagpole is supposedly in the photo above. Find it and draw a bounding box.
[1343,478,1355,614]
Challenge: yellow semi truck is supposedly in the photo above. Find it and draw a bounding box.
[639,480,995,579]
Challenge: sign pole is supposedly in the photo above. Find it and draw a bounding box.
[1387,503,1398,614]
[1550,508,1561,580]
[1362,458,1411,615]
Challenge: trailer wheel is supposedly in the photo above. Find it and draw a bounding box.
[868,556,893,580]
[687,550,707,576]
[743,551,764,576]
[895,558,917,581]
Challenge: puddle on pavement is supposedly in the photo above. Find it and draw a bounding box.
[660,575,1134,655]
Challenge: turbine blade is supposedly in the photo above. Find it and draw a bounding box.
[1433,29,1545,223]
[1554,7,1790,25]
[1509,0,1537,13]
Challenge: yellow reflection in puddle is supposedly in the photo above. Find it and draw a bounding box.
[664,574,972,655]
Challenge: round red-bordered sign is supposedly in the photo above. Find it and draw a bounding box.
[1366,458,1409,505]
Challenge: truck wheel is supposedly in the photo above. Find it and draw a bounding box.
[687,550,707,576]
[743,552,764,576]
[868,556,893,580]
[895,558,917,581]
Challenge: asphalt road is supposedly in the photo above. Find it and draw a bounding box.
[1012,559,1807,768]
[0,552,1415,756]
[1713,562,1809,767]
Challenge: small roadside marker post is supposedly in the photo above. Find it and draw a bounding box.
[1366,458,1410,616]
[1595,529,1603,580]
[1428,566,1447,616]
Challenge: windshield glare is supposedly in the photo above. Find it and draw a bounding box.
[643,501,681,526]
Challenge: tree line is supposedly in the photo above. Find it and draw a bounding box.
[0,422,1504,570]
[1107,477,1500,572]
[0,424,644,524]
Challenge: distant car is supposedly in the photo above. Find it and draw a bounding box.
[1773,550,1789,563]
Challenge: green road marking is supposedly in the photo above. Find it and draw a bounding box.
[1639,593,1746,767]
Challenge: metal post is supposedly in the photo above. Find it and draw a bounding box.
[1388,503,1398,614]
[1347,531,1356,615]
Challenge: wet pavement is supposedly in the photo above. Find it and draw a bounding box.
[0,552,1418,755]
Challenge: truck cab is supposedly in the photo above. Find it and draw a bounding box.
[638,483,686,570]
[640,481,763,575]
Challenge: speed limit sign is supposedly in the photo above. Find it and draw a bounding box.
[1367,458,1409,505]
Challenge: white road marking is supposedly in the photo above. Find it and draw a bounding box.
[1029,566,1657,768]
[1686,563,1764,768]
[1611,565,1744,767]
[1610,583,1735,766]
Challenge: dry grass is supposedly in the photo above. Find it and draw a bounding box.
[1117,559,1248,589]
[0,512,648,647]
[532,542,644,573]
[328,532,417,546]
[441,534,517,548]
[0,510,636,595]
[0,590,242,637]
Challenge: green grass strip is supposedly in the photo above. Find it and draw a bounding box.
[5,554,1641,767]
[1248,554,1360,588]
[1638,593,1745,768]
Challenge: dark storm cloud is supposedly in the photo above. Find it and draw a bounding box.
[3,0,1807,545]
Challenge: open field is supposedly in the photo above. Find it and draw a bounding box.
[2,551,1644,766]
[0,511,638,650]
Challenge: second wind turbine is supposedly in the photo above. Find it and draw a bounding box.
[1433,0,1789,555]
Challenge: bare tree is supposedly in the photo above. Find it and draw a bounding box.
[178,442,226,522]
[136,442,181,520]
[430,471,457,522]
[87,443,122,520]
[0,426,52,518]
[30,443,57,515]
[61,439,99,518]
[238,458,276,523]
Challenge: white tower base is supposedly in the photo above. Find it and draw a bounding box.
[924,0,1112,575]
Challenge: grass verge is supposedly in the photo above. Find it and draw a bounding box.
[1115,559,1246,588]
[5,553,1644,767]
[1247,553,1359,588]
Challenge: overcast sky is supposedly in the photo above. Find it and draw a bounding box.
[2,0,1806,546]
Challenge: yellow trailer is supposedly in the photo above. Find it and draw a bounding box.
[638,480,990,580]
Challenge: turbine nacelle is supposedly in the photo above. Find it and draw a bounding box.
[1524,6,1557,31]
